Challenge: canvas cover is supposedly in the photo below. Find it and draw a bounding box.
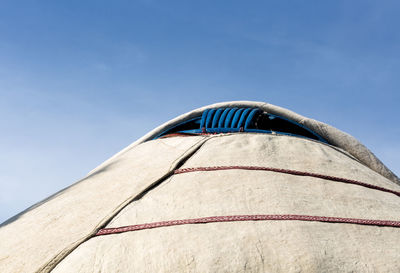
[0,101,399,273]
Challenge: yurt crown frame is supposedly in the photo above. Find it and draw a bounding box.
[153,107,327,143]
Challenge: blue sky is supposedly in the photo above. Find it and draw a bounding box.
[0,0,399,223]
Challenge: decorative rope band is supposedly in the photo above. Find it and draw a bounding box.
[159,133,199,138]
[159,132,217,139]
[96,214,400,236]
[174,166,400,198]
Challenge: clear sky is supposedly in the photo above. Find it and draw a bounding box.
[0,0,399,223]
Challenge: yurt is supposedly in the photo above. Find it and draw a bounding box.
[1,101,400,273]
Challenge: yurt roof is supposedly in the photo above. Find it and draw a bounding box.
[1,100,400,273]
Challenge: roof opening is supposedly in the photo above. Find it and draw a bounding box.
[153,107,327,143]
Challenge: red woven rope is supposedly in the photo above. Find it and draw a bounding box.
[159,133,199,138]
[174,166,400,198]
[159,133,217,139]
[96,214,400,236]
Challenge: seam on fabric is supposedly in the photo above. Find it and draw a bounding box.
[174,166,400,198]
[39,137,213,273]
[95,214,400,236]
